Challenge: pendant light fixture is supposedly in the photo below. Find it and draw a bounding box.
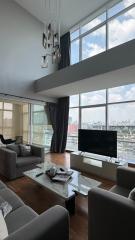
[41,0,61,68]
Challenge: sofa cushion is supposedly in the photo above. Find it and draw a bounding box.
[0,181,6,191]
[0,188,24,211]
[6,143,20,156]
[110,185,130,197]
[16,156,41,168]
[5,205,38,234]
[0,211,8,239]
[19,144,31,157]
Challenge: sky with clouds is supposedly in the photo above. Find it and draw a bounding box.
[71,0,135,63]
[69,83,135,127]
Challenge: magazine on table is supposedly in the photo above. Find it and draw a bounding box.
[46,167,73,182]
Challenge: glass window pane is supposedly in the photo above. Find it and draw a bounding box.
[82,25,106,60]
[81,107,106,130]
[108,83,135,103]
[3,111,12,127]
[32,112,46,125]
[4,103,13,110]
[108,102,135,161]
[108,0,135,18]
[67,108,79,151]
[0,110,2,127]
[109,102,135,128]
[71,29,79,41]
[81,12,106,34]
[33,105,44,111]
[23,104,29,113]
[23,114,29,131]
[3,128,12,139]
[108,7,135,49]
[81,89,106,106]
[70,95,79,107]
[71,39,79,65]
[0,102,3,109]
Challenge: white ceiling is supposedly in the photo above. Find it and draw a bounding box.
[39,65,135,97]
[14,0,110,35]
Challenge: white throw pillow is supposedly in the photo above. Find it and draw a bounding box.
[128,187,135,201]
[0,211,8,239]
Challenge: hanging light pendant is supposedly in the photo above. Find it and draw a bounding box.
[41,0,61,68]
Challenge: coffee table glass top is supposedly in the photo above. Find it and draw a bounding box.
[24,162,101,200]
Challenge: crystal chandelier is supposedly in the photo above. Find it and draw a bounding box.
[41,0,61,68]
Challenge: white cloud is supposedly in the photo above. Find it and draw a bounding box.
[125,86,135,100]
[124,0,135,8]
[109,7,135,48]
[81,91,106,106]
[82,43,105,59]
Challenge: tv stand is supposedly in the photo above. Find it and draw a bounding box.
[70,151,128,181]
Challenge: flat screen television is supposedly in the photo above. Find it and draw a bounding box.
[78,129,117,158]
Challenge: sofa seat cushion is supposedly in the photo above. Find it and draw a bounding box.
[110,185,130,197]
[5,205,38,234]
[16,156,41,168]
[0,181,7,191]
[0,188,24,211]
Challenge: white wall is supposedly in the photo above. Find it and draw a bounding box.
[0,0,57,102]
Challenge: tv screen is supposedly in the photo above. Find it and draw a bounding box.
[78,129,117,158]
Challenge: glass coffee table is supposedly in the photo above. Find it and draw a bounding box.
[24,162,101,214]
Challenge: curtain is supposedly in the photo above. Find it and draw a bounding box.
[47,97,69,153]
[56,97,69,153]
[58,32,70,70]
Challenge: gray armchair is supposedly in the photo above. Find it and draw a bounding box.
[0,145,44,180]
[88,166,135,240]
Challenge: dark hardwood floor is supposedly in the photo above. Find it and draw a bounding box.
[0,153,115,240]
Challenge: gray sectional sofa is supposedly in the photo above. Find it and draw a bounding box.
[88,166,135,240]
[0,181,69,240]
[0,145,44,180]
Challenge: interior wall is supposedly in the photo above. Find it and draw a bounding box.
[0,0,57,102]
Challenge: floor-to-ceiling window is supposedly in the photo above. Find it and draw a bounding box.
[31,104,52,150]
[67,83,135,163]
[70,0,135,65]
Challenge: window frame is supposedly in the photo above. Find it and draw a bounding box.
[67,85,135,153]
[70,1,135,64]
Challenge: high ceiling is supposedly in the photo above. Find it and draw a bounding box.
[14,0,110,35]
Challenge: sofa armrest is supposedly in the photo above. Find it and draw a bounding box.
[0,148,17,179]
[30,145,44,162]
[117,166,135,189]
[88,187,135,240]
[5,205,69,240]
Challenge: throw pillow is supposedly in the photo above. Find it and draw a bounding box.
[6,143,20,156]
[19,144,31,157]
[0,211,8,239]
[128,187,135,201]
[0,197,12,218]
